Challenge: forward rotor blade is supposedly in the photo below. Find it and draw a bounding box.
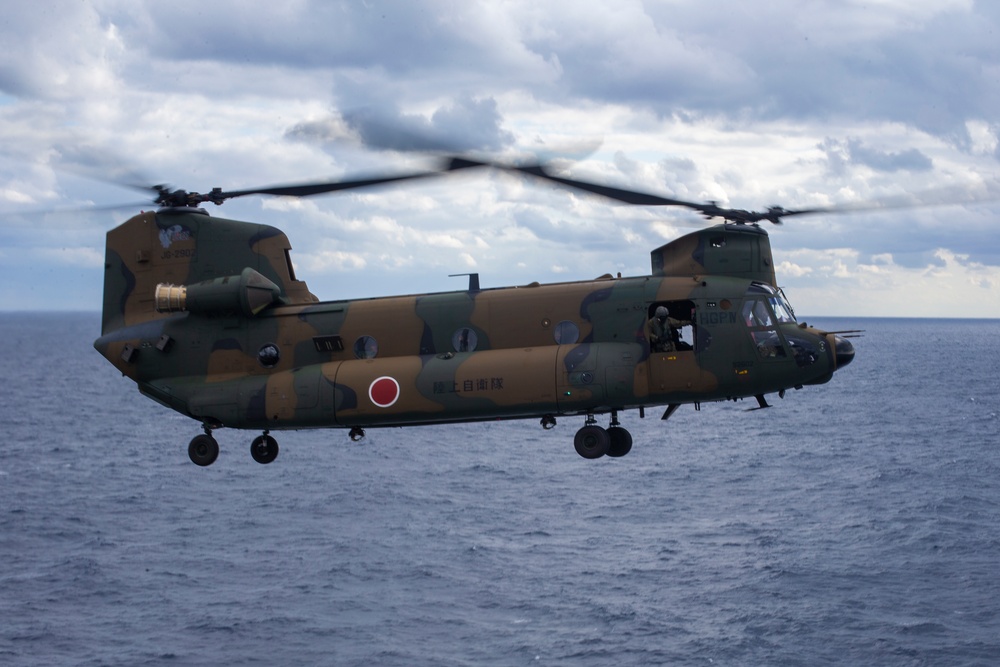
[511,164,699,208]
[498,163,780,223]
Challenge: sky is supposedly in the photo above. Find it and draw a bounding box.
[1,0,998,318]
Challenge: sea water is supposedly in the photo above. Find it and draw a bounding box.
[1,313,998,666]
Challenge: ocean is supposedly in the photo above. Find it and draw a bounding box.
[1,312,998,666]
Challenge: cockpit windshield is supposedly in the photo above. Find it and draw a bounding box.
[769,295,795,324]
[745,282,796,324]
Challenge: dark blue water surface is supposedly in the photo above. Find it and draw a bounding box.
[1,313,998,666]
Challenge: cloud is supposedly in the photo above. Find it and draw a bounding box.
[776,260,812,278]
[820,137,933,175]
[285,95,516,156]
[300,249,367,272]
[964,120,999,156]
[341,96,515,153]
[0,3,124,101]
[778,244,1000,317]
[0,0,997,317]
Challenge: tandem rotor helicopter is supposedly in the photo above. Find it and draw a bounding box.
[92,155,862,466]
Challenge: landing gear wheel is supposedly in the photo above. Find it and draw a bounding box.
[250,433,279,464]
[188,434,219,467]
[574,424,610,459]
[606,426,633,457]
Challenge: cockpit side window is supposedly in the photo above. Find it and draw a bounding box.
[743,303,787,359]
[750,329,786,358]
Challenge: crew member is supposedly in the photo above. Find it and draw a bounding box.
[650,306,693,352]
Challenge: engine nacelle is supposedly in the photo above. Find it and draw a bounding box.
[155,267,281,317]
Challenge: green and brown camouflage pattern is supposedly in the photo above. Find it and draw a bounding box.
[94,208,852,441]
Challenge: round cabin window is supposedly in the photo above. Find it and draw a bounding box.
[452,328,478,352]
[353,335,378,359]
[553,320,580,345]
[257,343,280,368]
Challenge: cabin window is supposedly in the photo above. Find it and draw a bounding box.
[452,328,478,352]
[648,301,696,352]
[353,335,378,359]
[258,343,281,368]
[553,321,580,345]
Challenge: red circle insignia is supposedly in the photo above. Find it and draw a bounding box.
[368,376,400,408]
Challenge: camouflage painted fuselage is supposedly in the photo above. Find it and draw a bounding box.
[94,209,851,434]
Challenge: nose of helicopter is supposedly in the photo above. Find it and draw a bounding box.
[834,335,855,369]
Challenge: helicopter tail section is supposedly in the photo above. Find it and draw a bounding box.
[99,208,316,336]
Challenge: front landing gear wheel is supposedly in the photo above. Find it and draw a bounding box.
[250,433,279,464]
[574,424,610,459]
[606,426,633,457]
[189,434,219,467]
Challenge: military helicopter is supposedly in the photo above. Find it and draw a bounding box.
[92,157,859,466]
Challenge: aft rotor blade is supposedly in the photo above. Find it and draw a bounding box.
[219,171,441,200]
[2,200,159,218]
[214,157,484,202]
[497,161,1000,224]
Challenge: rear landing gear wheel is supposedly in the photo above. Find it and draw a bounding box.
[250,432,279,464]
[606,426,633,457]
[188,434,219,467]
[574,424,610,459]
